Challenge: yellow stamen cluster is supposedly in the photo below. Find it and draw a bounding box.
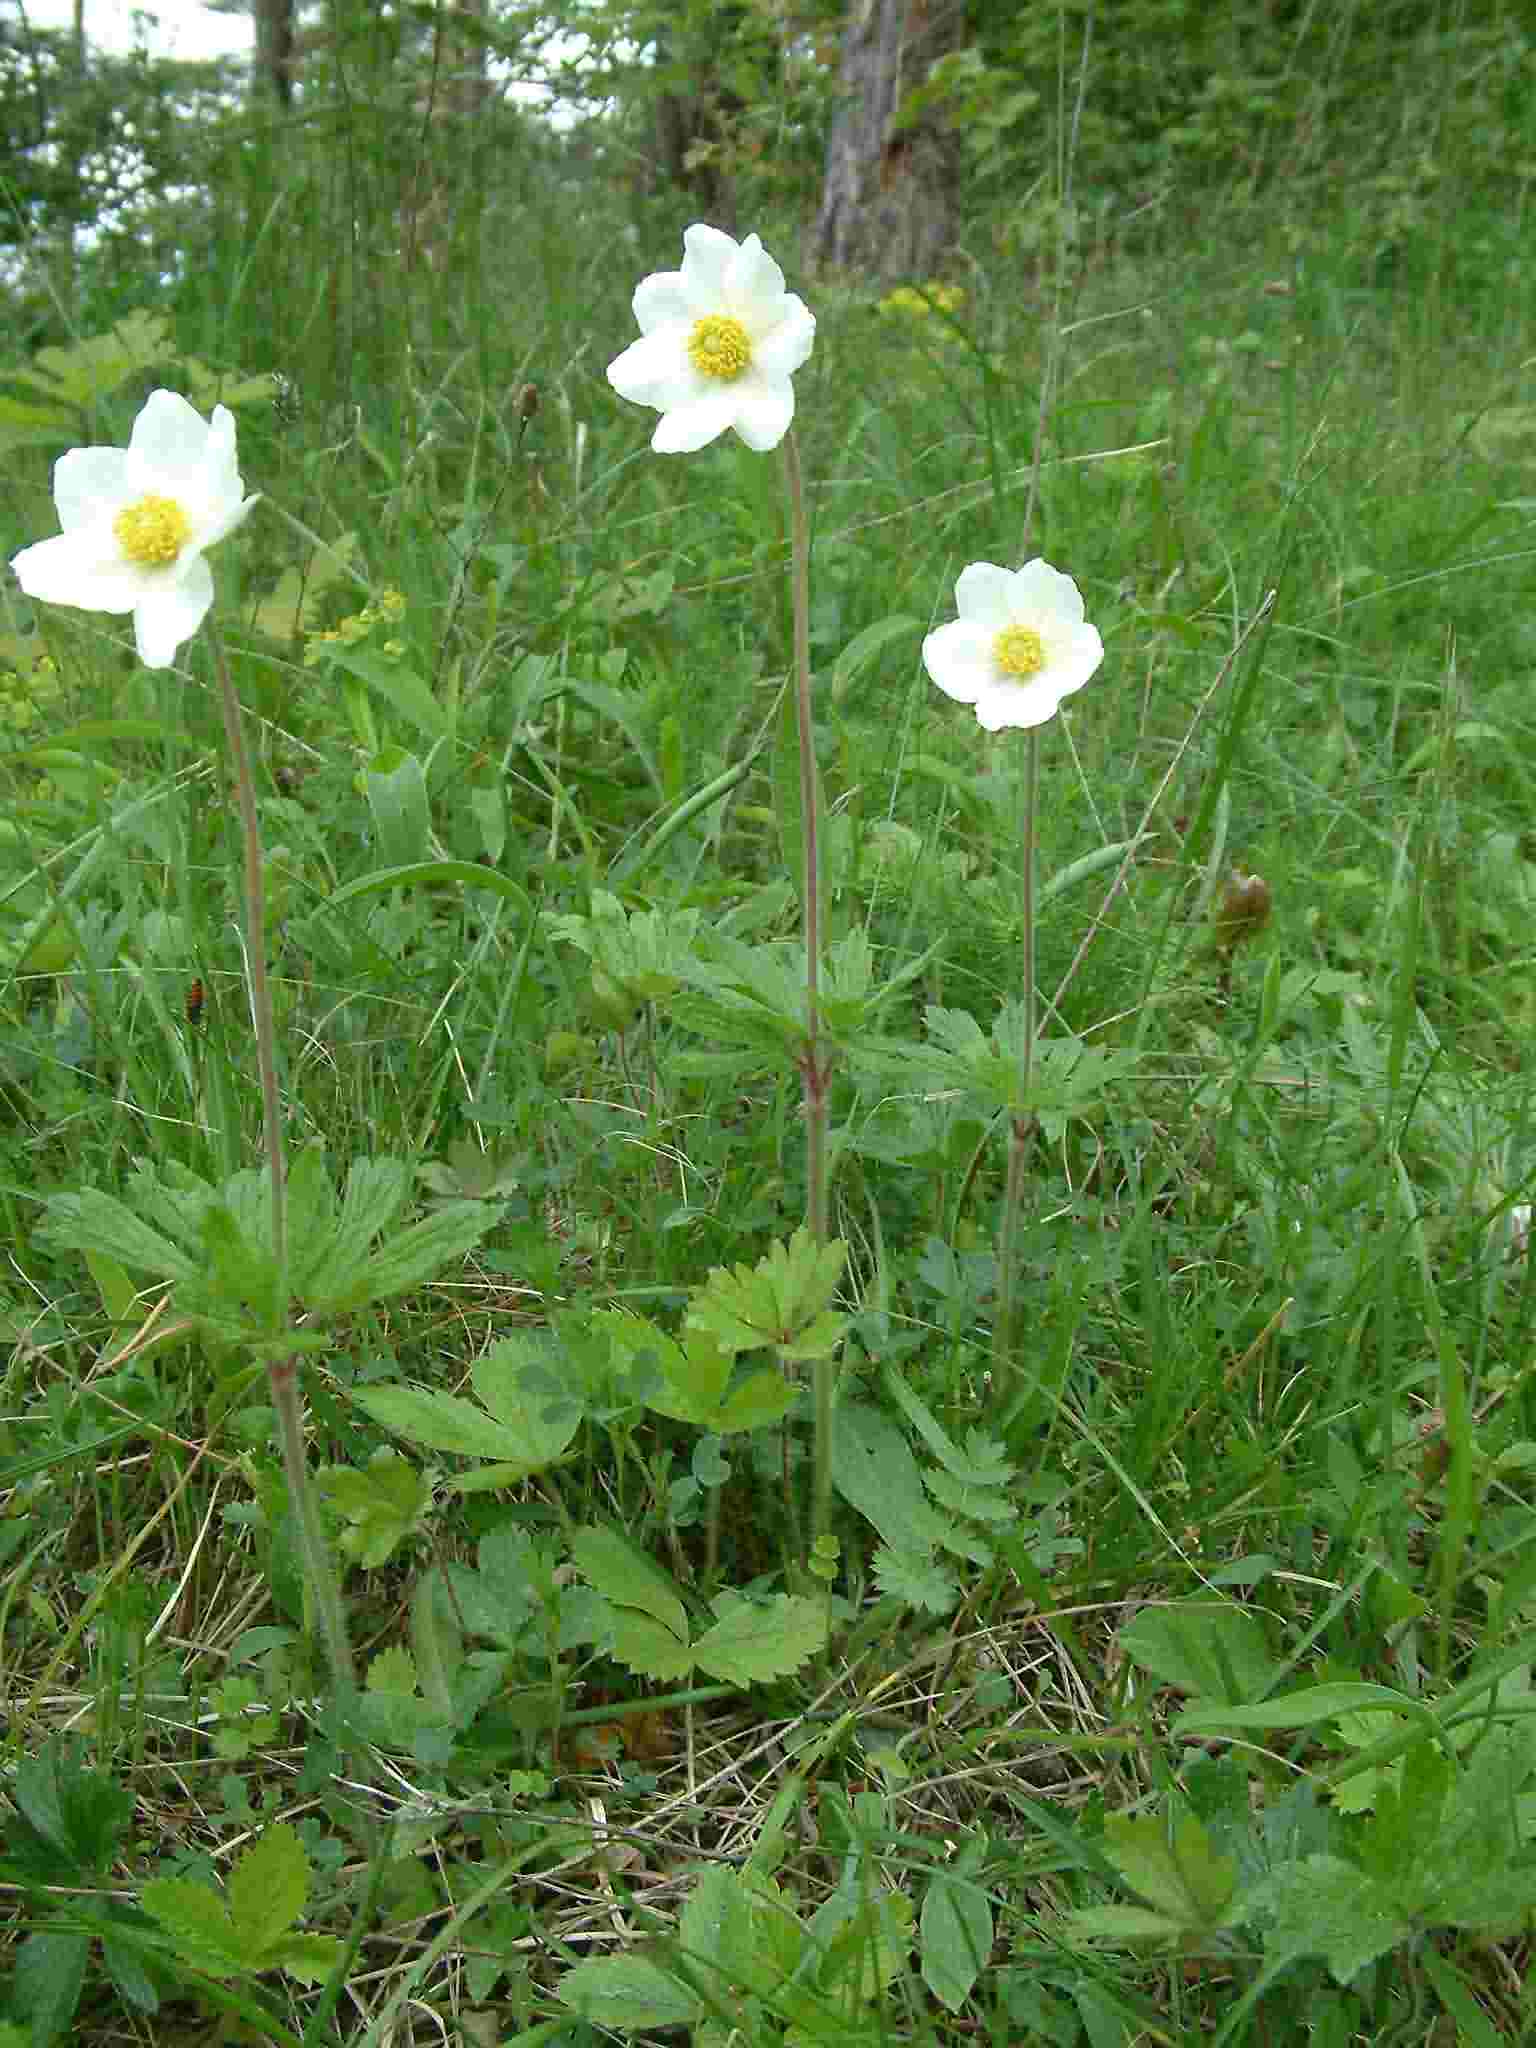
[113,494,191,567]
[994,624,1047,678]
[688,314,752,381]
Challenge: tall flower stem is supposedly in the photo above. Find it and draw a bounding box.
[208,628,356,1703]
[992,727,1041,1411]
[781,430,834,1560]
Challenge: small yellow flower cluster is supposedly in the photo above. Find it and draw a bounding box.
[303,588,406,668]
[878,282,966,321]
[0,653,60,733]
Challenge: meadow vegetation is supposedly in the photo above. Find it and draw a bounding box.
[2,4,1536,2042]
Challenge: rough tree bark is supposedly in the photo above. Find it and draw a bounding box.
[813,0,965,279]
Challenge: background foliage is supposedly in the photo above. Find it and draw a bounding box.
[2,0,1536,2043]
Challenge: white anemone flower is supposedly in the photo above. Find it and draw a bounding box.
[923,559,1104,732]
[10,388,257,669]
[607,222,816,454]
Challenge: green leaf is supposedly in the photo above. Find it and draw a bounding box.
[323,645,449,741]
[570,1524,690,1643]
[470,1339,582,1467]
[302,1156,412,1306]
[354,1383,530,1463]
[318,1451,429,1568]
[8,1740,133,1880]
[691,1592,827,1687]
[365,746,433,869]
[687,1230,847,1361]
[227,1824,309,1958]
[1061,1905,1191,1946]
[139,1877,244,1973]
[713,1367,797,1434]
[320,860,533,920]
[1172,1680,1414,1735]
[319,1198,498,1314]
[1250,1854,1407,1982]
[11,1930,89,2048]
[100,1933,159,2014]
[267,1933,345,1986]
[1099,1813,1237,1931]
[920,1872,993,2011]
[604,1607,697,1682]
[873,1544,961,1614]
[1116,1600,1280,1706]
[40,1191,197,1287]
[558,1955,703,2030]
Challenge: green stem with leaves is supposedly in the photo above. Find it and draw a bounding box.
[208,628,355,1702]
[992,726,1041,1410]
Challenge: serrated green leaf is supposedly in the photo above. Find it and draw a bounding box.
[687,1230,846,1359]
[139,1877,244,1972]
[11,1929,90,2048]
[1251,1854,1407,1982]
[9,1740,134,1879]
[318,1450,428,1568]
[713,1367,797,1434]
[268,1932,345,1986]
[100,1932,159,2014]
[1117,1600,1279,1707]
[227,1824,308,1957]
[469,1340,581,1466]
[1100,1813,1237,1930]
[303,1156,412,1305]
[317,1198,497,1313]
[570,1524,690,1642]
[1061,1904,1191,1945]
[873,1545,961,1613]
[353,1384,528,1463]
[921,1872,993,2011]
[41,1191,197,1286]
[559,1954,703,2029]
[602,1607,698,1682]
[691,1592,827,1687]
[367,1645,420,1697]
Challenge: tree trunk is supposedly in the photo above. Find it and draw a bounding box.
[814,0,964,279]
[252,0,296,107]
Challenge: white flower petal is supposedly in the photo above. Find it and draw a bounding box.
[652,389,740,454]
[632,271,692,333]
[12,529,136,611]
[974,680,1065,732]
[134,558,213,668]
[1010,556,1086,625]
[922,621,994,703]
[679,222,739,296]
[727,231,787,309]
[127,388,218,487]
[608,328,691,408]
[952,563,1019,629]
[752,300,817,378]
[729,377,795,452]
[53,447,132,529]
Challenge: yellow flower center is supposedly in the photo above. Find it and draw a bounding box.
[687,314,752,381]
[994,624,1047,678]
[113,494,191,567]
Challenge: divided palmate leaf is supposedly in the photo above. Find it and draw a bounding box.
[687,1229,847,1361]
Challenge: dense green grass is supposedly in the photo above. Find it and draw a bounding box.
[3,99,1536,2047]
